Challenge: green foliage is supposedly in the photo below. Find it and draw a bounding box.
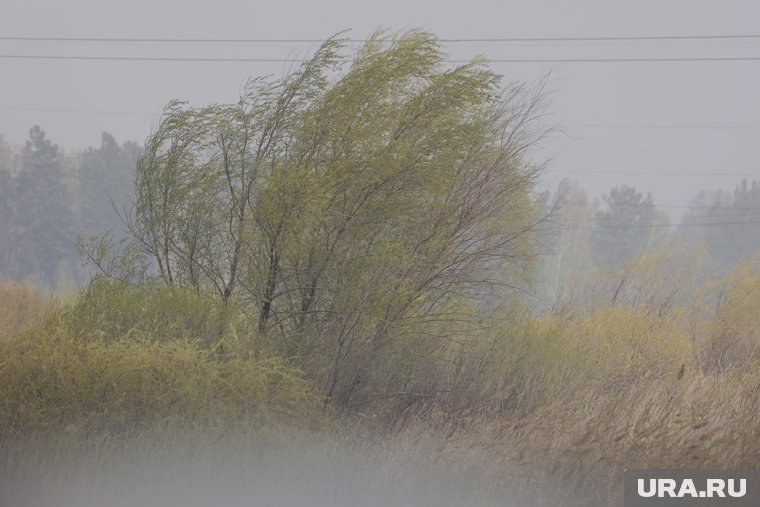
[88,30,547,408]
[0,278,54,341]
[694,252,760,371]
[383,260,760,504]
[3,28,760,507]
[63,277,249,353]
[403,304,690,418]
[3,243,760,506]
[0,289,319,442]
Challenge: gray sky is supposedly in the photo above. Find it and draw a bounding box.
[2,0,759,213]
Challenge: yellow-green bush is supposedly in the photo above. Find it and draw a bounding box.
[5,254,760,507]
[0,279,53,341]
[694,254,760,371]
[378,300,754,505]
[540,306,689,387]
[0,327,319,441]
[387,257,760,505]
[61,277,252,353]
[404,305,691,419]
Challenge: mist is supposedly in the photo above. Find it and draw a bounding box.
[2,3,760,507]
[2,436,553,507]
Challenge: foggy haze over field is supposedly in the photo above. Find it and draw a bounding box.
[4,4,760,507]
[2,0,759,211]
[1,437,544,507]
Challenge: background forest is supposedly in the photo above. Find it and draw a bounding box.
[2,126,759,298]
[0,129,139,288]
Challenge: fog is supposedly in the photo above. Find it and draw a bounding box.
[1,438,551,507]
[2,3,760,506]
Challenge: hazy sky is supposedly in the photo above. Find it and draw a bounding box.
[2,0,759,213]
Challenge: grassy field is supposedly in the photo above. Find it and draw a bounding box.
[2,255,759,506]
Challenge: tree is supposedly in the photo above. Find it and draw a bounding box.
[590,185,659,267]
[534,179,596,310]
[77,132,141,239]
[85,31,548,408]
[0,143,13,274]
[0,138,20,278]
[680,179,760,270]
[8,126,75,284]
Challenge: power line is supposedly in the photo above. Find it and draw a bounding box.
[545,170,759,177]
[0,106,155,117]
[4,106,759,132]
[568,124,760,131]
[2,35,760,44]
[1,54,760,64]
[558,211,760,221]
[1,106,757,177]
[2,106,759,131]
[2,105,757,175]
[0,54,312,63]
[3,106,759,133]
[560,202,760,210]
[554,219,760,230]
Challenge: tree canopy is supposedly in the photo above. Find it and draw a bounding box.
[85,31,548,407]
[590,185,658,267]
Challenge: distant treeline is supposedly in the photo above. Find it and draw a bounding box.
[536,178,760,310]
[0,127,141,287]
[0,124,758,298]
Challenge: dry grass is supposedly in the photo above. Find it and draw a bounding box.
[375,255,760,505]
[3,255,760,506]
[0,278,54,341]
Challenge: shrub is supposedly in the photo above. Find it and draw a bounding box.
[0,279,53,341]
[694,254,760,371]
[0,282,320,444]
[61,277,254,354]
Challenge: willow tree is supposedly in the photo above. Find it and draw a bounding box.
[84,30,549,408]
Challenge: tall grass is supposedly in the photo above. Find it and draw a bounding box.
[3,255,760,506]
[0,278,54,341]
[0,280,321,451]
[381,254,760,505]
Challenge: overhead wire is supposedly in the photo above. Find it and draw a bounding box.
[1,54,759,63]
[3,34,760,43]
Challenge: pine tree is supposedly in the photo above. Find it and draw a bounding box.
[77,132,140,238]
[10,126,75,284]
[590,185,658,267]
